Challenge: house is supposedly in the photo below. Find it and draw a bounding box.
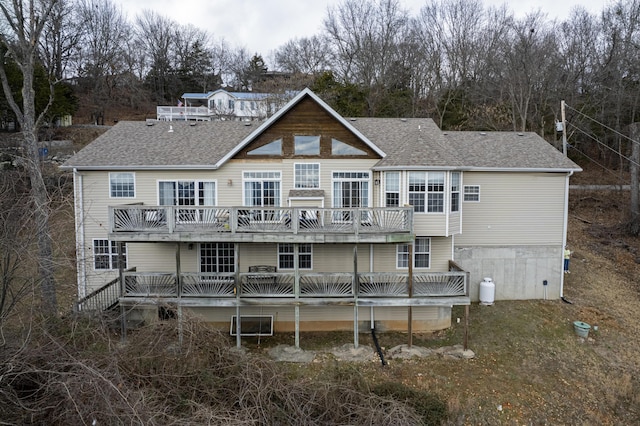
[156,89,296,122]
[63,89,581,347]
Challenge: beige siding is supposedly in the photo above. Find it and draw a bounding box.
[448,212,461,235]
[183,305,450,333]
[413,214,448,236]
[371,237,452,272]
[456,172,567,246]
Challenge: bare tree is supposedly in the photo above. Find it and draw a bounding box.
[323,0,411,115]
[501,12,560,132]
[0,0,60,316]
[39,0,81,81]
[274,35,333,75]
[135,10,176,102]
[76,0,130,121]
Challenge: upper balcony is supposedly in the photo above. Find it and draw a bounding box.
[108,206,414,244]
[157,106,214,121]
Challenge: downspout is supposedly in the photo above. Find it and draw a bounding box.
[73,168,87,299]
[560,171,574,298]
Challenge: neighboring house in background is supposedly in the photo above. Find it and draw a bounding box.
[63,89,581,346]
[156,89,296,122]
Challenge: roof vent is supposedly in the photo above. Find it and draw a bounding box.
[480,132,487,135]
[189,122,196,126]
[517,132,524,136]
[168,125,174,133]
[400,118,407,122]
[244,122,252,126]
[350,118,357,121]
[146,121,154,126]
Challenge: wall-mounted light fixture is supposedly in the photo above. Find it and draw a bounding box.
[374,179,380,186]
[227,179,233,186]
[188,243,194,250]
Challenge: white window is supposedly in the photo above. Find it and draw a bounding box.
[109,172,135,198]
[93,239,126,270]
[294,135,320,155]
[385,172,400,207]
[243,171,281,208]
[278,243,312,270]
[408,171,444,213]
[158,181,216,206]
[158,180,216,222]
[332,171,369,221]
[294,163,320,189]
[463,185,480,202]
[451,172,460,212]
[396,237,430,269]
[200,243,235,273]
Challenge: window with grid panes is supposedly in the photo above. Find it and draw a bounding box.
[278,243,312,269]
[200,243,235,273]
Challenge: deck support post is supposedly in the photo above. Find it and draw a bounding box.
[408,243,413,348]
[176,243,183,345]
[118,241,126,342]
[353,244,359,348]
[294,244,300,349]
[464,304,470,351]
[236,305,241,348]
[235,243,241,348]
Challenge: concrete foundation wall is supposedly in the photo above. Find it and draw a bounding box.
[455,245,563,301]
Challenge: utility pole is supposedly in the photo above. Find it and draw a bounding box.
[561,100,568,156]
[630,123,639,235]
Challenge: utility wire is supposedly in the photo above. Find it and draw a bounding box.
[565,102,640,148]
[567,143,628,184]
[567,121,640,168]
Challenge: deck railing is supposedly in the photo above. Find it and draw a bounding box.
[109,206,413,235]
[157,105,213,121]
[119,270,467,298]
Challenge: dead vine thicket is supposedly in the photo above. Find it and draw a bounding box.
[0,316,445,425]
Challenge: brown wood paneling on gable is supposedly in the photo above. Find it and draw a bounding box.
[236,96,380,160]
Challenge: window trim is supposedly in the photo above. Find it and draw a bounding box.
[157,179,217,206]
[396,237,431,269]
[294,162,320,189]
[199,242,236,273]
[408,171,445,214]
[277,243,313,270]
[385,171,400,207]
[331,171,371,208]
[242,171,282,207]
[463,185,481,202]
[109,172,135,198]
[450,172,460,212]
[93,239,127,271]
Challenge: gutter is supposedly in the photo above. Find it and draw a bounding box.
[60,164,222,171]
[373,166,582,173]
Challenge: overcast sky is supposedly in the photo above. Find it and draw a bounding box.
[116,0,609,60]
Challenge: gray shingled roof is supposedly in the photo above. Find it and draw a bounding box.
[348,118,464,168]
[442,131,581,170]
[63,103,580,173]
[63,121,257,169]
